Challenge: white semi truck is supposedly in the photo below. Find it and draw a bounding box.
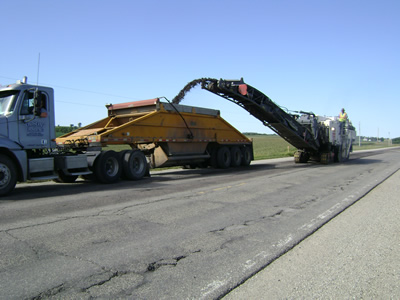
[0,77,253,196]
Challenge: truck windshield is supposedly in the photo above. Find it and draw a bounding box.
[0,90,19,116]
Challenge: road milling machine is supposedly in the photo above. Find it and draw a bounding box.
[173,78,356,164]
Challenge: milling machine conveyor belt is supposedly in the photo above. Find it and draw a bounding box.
[201,79,320,152]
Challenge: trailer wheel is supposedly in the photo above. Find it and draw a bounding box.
[230,146,242,167]
[118,150,131,179]
[217,146,231,169]
[93,150,122,183]
[0,154,17,196]
[122,150,147,180]
[241,147,252,166]
[209,147,218,168]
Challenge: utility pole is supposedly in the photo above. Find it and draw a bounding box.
[377,128,379,142]
[359,122,361,147]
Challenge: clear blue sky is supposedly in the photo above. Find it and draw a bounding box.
[1,0,399,138]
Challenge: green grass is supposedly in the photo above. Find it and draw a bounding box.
[248,135,397,160]
[352,141,394,151]
[102,135,297,161]
[249,135,395,160]
[247,135,297,160]
[77,135,395,161]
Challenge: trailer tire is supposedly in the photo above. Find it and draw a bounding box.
[122,150,147,180]
[230,146,242,167]
[217,146,231,169]
[209,147,218,168]
[0,154,17,196]
[93,150,122,183]
[241,147,252,166]
[118,150,131,179]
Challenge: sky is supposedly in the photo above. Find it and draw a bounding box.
[1,0,399,138]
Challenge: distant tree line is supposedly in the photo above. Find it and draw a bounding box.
[243,132,277,136]
[356,136,398,143]
[55,123,82,137]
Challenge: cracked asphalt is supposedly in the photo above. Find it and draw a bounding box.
[0,148,399,299]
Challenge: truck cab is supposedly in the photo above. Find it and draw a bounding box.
[0,78,89,195]
[0,78,55,150]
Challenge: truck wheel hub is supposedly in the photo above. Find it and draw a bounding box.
[0,164,10,185]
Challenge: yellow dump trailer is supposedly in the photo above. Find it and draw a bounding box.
[56,99,253,183]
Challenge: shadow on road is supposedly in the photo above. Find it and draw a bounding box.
[2,150,384,202]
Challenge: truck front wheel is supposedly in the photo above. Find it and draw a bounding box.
[0,154,17,196]
[93,151,122,183]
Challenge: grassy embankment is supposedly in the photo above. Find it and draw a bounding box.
[248,134,395,160]
[57,126,395,161]
[102,135,297,161]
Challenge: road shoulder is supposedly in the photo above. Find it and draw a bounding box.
[224,169,400,299]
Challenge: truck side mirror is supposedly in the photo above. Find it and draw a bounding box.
[33,89,42,117]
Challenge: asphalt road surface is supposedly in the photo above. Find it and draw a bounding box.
[0,147,399,299]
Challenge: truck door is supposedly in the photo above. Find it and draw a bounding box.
[18,90,51,149]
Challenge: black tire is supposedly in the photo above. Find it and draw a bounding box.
[0,154,17,196]
[230,146,242,167]
[122,150,147,180]
[217,146,231,169]
[55,171,78,183]
[118,150,132,179]
[93,151,122,183]
[209,147,218,168]
[241,147,252,166]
